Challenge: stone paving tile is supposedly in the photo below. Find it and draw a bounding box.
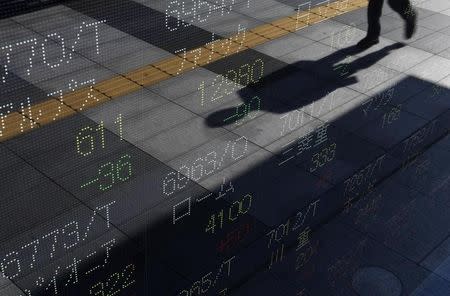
[356,14,404,35]
[434,133,450,151]
[76,34,150,61]
[84,88,169,124]
[410,31,450,54]
[405,55,450,82]
[340,177,450,263]
[265,118,325,153]
[271,221,447,295]
[422,237,450,282]
[370,44,433,72]
[3,112,91,161]
[86,160,206,227]
[420,12,450,31]
[0,201,124,282]
[403,82,450,120]
[438,109,450,131]
[0,72,55,112]
[416,0,450,13]
[102,46,172,74]
[332,7,368,26]
[33,63,117,93]
[408,7,437,19]
[205,96,271,130]
[0,19,40,46]
[379,0,397,16]
[388,120,448,168]
[76,34,171,72]
[132,205,265,279]
[1,1,450,294]
[0,284,25,295]
[382,25,434,43]
[230,270,290,296]
[0,275,12,289]
[419,143,450,175]
[8,125,141,206]
[388,143,450,197]
[0,182,80,243]
[233,110,316,147]
[290,126,386,185]
[279,41,336,65]
[438,47,450,60]
[232,0,295,23]
[320,93,375,131]
[0,144,50,200]
[347,62,400,93]
[254,33,315,58]
[66,0,214,52]
[319,26,368,49]
[136,116,228,162]
[365,73,431,107]
[205,47,288,78]
[354,105,428,150]
[198,147,272,191]
[117,102,197,143]
[440,25,450,35]
[352,35,398,56]
[5,40,98,87]
[438,74,450,87]
[12,5,92,29]
[301,86,362,119]
[294,19,355,41]
[175,82,245,117]
[220,157,331,227]
[410,273,450,296]
[150,67,219,100]
[195,11,265,36]
[14,6,129,47]
[14,228,134,294]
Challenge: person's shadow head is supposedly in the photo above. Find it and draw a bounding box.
[206,42,405,128]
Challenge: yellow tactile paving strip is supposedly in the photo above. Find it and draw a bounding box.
[0,0,368,142]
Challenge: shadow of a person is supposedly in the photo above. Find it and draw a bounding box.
[205,42,405,127]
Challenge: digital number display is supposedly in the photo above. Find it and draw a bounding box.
[1,0,449,295]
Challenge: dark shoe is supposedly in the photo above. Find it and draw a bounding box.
[405,9,417,39]
[357,36,380,49]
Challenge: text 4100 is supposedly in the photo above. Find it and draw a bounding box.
[205,194,252,234]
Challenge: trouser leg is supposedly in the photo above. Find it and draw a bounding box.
[367,0,385,37]
[387,0,414,20]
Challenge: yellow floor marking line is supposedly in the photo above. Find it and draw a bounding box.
[0,0,368,142]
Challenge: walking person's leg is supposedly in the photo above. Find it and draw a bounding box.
[387,0,417,38]
[357,0,384,49]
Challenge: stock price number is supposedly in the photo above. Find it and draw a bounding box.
[81,154,132,191]
[199,59,264,106]
[89,264,136,296]
[76,114,123,157]
[205,194,252,234]
[309,142,336,172]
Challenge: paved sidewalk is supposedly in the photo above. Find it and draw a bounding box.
[0,0,449,295]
